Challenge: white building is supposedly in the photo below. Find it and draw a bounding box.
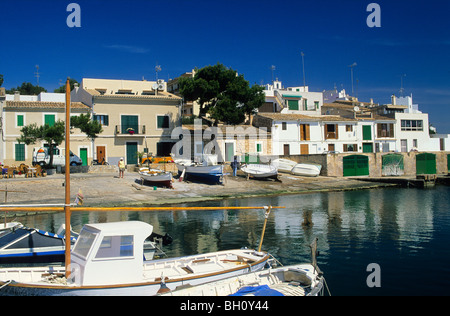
[260,80,323,116]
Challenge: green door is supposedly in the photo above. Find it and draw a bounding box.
[225,143,234,162]
[363,125,372,141]
[343,155,369,177]
[416,153,436,174]
[121,115,139,134]
[448,154,450,173]
[80,148,88,166]
[382,154,404,176]
[126,142,138,165]
[362,143,373,153]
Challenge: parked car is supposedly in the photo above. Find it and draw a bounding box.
[33,147,83,167]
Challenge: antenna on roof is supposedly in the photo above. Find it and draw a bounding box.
[155,64,162,81]
[34,65,41,87]
[400,74,406,97]
[270,65,276,84]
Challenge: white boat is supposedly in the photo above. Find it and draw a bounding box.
[291,163,322,177]
[272,159,297,173]
[161,264,324,296]
[0,221,270,296]
[241,164,278,179]
[139,168,173,188]
[161,237,325,296]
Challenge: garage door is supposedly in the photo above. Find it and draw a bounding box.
[343,155,369,177]
[416,153,436,175]
[382,154,404,176]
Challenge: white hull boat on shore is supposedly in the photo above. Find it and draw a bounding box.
[0,221,270,296]
[138,168,173,188]
[291,163,322,177]
[272,159,297,174]
[241,164,278,179]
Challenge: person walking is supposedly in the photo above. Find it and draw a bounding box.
[118,157,125,178]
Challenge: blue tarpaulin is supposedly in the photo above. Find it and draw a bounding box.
[230,285,284,296]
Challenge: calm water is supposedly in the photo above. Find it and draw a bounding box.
[15,185,450,296]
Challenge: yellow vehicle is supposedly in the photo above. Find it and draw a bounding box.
[141,155,174,165]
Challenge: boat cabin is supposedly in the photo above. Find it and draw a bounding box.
[70,221,153,286]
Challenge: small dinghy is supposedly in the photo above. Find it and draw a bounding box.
[139,168,173,188]
[291,163,322,177]
[241,164,278,180]
[272,159,297,174]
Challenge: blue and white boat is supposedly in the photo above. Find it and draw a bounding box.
[175,155,224,184]
[0,226,77,264]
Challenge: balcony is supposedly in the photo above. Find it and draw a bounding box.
[115,125,146,136]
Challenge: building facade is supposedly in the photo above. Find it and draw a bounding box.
[71,78,182,166]
[0,91,92,166]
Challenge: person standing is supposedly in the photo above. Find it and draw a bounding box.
[231,155,238,177]
[118,157,125,178]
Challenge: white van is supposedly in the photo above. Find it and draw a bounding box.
[33,147,83,167]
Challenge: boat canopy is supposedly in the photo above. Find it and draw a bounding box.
[71,221,153,286]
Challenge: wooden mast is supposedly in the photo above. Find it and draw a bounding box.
[64,78,71,278]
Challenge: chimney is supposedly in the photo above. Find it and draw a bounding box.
[391,94,396,105]
[14,91,20,101]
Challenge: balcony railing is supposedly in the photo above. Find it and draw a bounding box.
[115,125,146,136]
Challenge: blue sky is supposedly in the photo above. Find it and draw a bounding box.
[1,0,449,133]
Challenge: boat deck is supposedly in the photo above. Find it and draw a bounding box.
[143,249,264,281]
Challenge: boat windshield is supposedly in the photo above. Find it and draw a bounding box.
[72,229,97,259]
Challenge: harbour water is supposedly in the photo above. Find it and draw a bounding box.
[15,185,450,296]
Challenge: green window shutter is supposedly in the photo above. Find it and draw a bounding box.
[44,114,55,127]
[363,125,372,140]
[15,144,25,161]
[256,143,262,152]
[121,115,139,133]
[17,115,24,127]
[287,100,298,111]
[157,116,169,129]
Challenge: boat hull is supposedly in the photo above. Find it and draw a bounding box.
[273,159,297,173]
[162,263,324,296]
[139,171,173,188]
[0,250,269,296]
[176,164,223,184]
[241,164,278,179]
[291,164,322,177]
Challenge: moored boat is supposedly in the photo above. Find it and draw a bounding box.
[0,221,270,296]
[241,164,278,180]
[0,224,170,264]
[160,238,325,296]
[291,163,322,177]
[161,264,324,296]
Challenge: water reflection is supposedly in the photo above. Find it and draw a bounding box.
[12,186,450,295]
